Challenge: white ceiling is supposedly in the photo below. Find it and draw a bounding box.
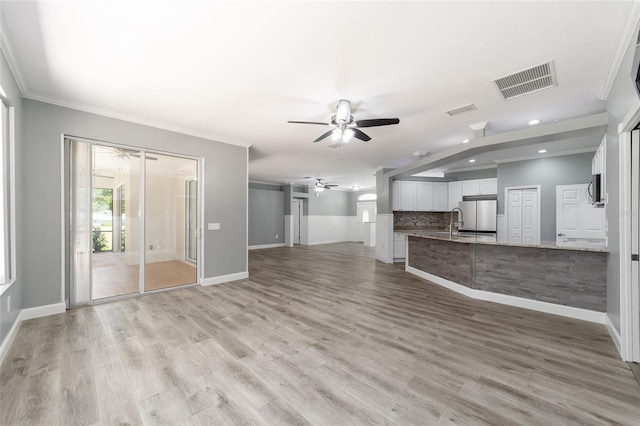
[1,1,635,189]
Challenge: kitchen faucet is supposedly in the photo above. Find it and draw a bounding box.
[449,207,464,238]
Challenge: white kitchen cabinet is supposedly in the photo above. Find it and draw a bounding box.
[394,181,416,211]
[415,182,433,211]
[392,181,400,211]
[479,178,498,195]
[462,178,497,196]
[432,182,448,211]
[462,179,480,196]
[393,233,406,260]
[448,181,462,210]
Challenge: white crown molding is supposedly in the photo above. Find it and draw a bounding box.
[618,97,640,133]
[443,164,497,174]
[0,15,28,96]
[493,147,597,164]
[1,12,253,149]
[24,91,253,148]
[599,0,640,100]
[249,179,283,187]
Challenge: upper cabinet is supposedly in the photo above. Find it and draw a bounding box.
[415,182,433,211]
[392,180,448,212]
[393,178,495,212]
[432,182,448,211]
[393,181,416,211]
[461,178,497,196]
[448,181,462,210]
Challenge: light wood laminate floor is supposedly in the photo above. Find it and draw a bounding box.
[92,252,196,299]
[296,241,376,258]
[2,244,640,425]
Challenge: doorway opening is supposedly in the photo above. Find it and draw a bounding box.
[66,137,201,306]
[292,199,302,245]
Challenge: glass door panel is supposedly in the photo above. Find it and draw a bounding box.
[186,179,197,263]
[69,138,92,307]
[144,153,197,291]
[91,145,141,300]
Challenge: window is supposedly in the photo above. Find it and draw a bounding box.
[0,90,15,286]
[358,193,377,201]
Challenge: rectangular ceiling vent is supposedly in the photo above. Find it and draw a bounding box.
[445,103,477,116]
[493,61,557,100]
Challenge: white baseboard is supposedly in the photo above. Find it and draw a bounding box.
[0,310,23,365]
[1,302,67,365]
[21,302,66,321]
[305,239,347,246]
[248,243,285,250]
[406,266,607,324]
[605,314,622,356]
[201,271,249,286]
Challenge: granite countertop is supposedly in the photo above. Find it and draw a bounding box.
[394,230,608,253]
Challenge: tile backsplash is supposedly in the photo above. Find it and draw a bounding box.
[393,211,456,230]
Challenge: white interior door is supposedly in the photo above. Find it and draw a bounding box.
[522,188,540,244]
[507,187,540,244]
[507,189,523,243]
[357,201,376,242]
[556,184,605,245]
[631,129,639,361]
[292,200,301,245]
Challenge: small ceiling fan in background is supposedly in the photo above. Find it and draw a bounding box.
[314,178,337,192]
[288,99,400,145]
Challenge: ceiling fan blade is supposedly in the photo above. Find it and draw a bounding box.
[325,185,338,187]
[353,128,372,141]
[288,120,328,126]
[355,118,400,128]
[313,130,334,143]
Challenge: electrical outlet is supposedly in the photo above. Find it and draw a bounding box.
[7,296,11,312]
[149,245,154,250]
[275,234,278,239]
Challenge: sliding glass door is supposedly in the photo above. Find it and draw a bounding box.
[91,145,141,300]
[144,152,198,291]
[67,138,200,304]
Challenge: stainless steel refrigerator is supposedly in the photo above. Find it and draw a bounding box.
[458,199,497,232]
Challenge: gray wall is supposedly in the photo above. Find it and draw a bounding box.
[497,152,593,242]
[22,99,247,309]
[307,189,353,216]
[605,28,640,333]
[0,50,24,347]
[444,168,498,181]
[248,185,284,246]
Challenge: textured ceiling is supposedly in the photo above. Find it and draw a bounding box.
[1,1,635,189]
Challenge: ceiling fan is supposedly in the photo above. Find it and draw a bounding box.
[288,99,400,144]
[314,179,337,192]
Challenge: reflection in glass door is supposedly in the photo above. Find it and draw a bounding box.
[91,145,141,300]
[186,179,197,263]
[144,153,198,291]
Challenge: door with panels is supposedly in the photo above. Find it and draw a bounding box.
[507,187,540,245]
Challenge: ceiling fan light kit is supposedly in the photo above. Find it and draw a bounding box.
[288,99,400,145]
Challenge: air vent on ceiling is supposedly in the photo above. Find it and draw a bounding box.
[493,61,557,100]
[445,103,477,116]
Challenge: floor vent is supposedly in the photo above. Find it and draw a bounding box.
[445,103,477,116]
[493,61,557,100]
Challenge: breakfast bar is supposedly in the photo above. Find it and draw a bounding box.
[401,231,608,313]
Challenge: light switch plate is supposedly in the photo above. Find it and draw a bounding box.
[208,223,221,231]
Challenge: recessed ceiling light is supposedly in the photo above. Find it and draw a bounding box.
[462,139,470,144]
[469,159,476,163]
[528,119,540,125]
[352,185,360,190]
[538,149,547,154]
